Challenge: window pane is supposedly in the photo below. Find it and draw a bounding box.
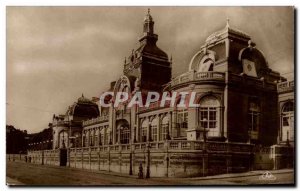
[201,121,208,128]
[201,111,208,120]
[253,115,258,131]
[248,113,252,130]
[209,110,216,121]
[283,117,289,126]
[209,122,216,128]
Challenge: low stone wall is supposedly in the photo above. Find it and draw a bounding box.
[271,145,294,170]
[26,141,254,177]
[7,154,27,162]
[254,147,274,170]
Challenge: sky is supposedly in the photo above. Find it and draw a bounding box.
[6,7,294,133]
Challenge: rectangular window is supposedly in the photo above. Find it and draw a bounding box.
[104,128,110,145]
[141,127,147,142]
[176,109,188,137]
[248,111,259,131]
[282,116,290,126]
[94,135,98,146]
[152,127,158,141]
[161,124,168,140]
[199,107,217,129]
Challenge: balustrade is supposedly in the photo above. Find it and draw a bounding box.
[82,115,109,127]
[171,71,225,86]
[277,80,294,93]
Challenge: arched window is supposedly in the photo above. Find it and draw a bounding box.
[82,132,86,147]
[94,129,98,146]
[161,116,169,140]
[99,128,104,146]
[59,130,68,148]
[73,132,81,148]
[198,96,220,137]
[120,126,130,144]
[151,117,159,142]
[281,102,294,142]
[141,119,148,142]
[84,132,88,147]
[89,130,94,146]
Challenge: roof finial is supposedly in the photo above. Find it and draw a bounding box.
[226,17,230,28]
[82,93,84,98]
[148,8,150,15]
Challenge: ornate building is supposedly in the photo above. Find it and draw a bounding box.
[38,10,294,177]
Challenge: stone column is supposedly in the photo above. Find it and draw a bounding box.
[136,118,141,142]
[220,106,225,138]
[158,114,162,141]
[168,112,173,140]
[147,116,151,141]
[224,73,229,140]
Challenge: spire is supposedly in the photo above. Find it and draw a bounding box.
[139,8,159,45]
[143,8,154,35]
[226,17,230,28]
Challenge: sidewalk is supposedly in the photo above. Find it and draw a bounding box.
[10,161,293,180]
[189,169,294,180]
[6,176,24,186]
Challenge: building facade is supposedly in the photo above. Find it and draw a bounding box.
[30,10,294,177]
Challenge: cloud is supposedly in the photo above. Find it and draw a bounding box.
[6,7,294,133]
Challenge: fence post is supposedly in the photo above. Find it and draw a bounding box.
[98,147,101,171]
[81,148,83,169]
[89,147,91,170]
[41,150,44,165]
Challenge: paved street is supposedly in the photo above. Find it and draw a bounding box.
[6,161,294,186]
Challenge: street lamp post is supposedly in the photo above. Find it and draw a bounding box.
[201,118,208,177]
[145,143,151,178]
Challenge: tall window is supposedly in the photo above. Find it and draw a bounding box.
[89,130,93,146]
[151,117,158,142]
[176,109,188,137]
[198,96,220,137]
[141,119,148,142]
[248,100,260,132]
[82,133,86,147]
[104,128,109,145]
[161,116,169,140]
[94,130,98,146]
[281,102,294,141]
[84,132,88,147]
[120,126,130,144]
[99,128,104,145]
[59,131,68,148]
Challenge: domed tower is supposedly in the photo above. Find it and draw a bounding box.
[171,19,282,146]
[52,94,99,149]
[123,9,171,93]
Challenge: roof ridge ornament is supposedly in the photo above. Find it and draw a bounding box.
[226,17,230,28]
